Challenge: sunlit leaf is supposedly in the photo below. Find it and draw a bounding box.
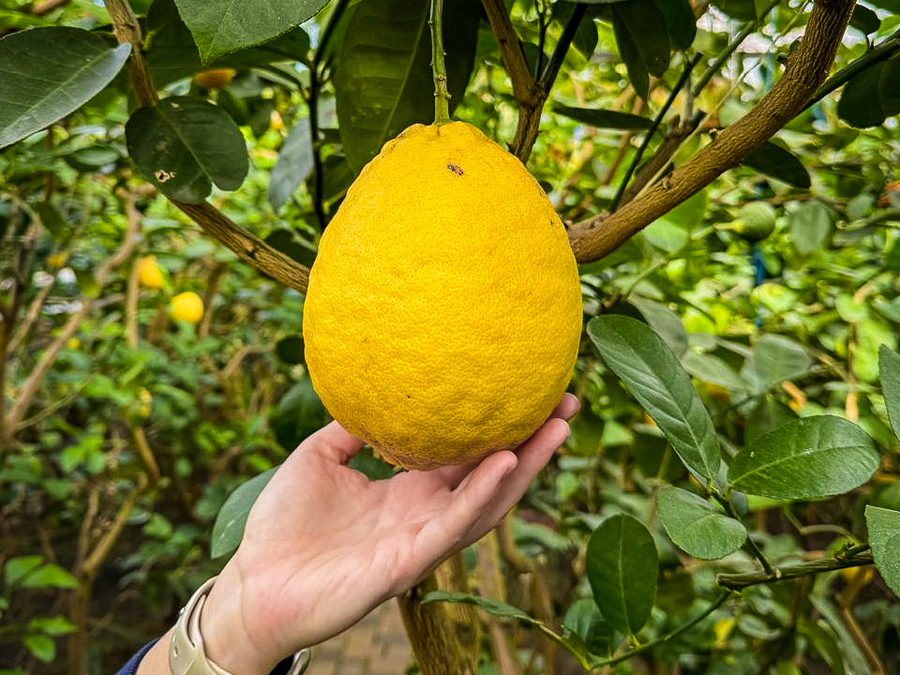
[658,486,747,559]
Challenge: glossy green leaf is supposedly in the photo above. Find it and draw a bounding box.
[854,319,897,383]
[880,345,900,440]
[173,0,329,63]
[742,141,811,189]
[28,615,75,636]
[553,106,652,130]
[865,505,900,597]
[334,0,480,173]
[588,315,720,481]
[652,0,696,50]
[125,97,249,203]
[612,0,669,77]
[147,0,312,86]
[32,201,66,239]
[741,334,812,393]
[658,486,747,559]
[630,297,688,357]
[211,467,277,558]
[838,55,900,128]
[850,5,881,34]
[0,27,130,148]
[611,8,648,100]
[729,416,879,500]
[268,119,313,210]
[586,513,657,635]
[20,563,78,589]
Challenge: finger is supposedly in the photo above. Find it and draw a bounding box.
[552,393,580,421]
[304,420,366,464]
[458,417,570,549]
[413,451,518,565]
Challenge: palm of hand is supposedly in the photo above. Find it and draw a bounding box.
[212,394,577,665]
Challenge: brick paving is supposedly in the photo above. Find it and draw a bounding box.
[306,601,413,675]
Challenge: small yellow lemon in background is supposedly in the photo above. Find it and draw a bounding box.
[170,292,204,324]
[303,122,583,471]
[137,256,164,289]
[192,68,236,89]
[47,252,69,270]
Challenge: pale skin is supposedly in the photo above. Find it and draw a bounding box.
[136,393,579,675]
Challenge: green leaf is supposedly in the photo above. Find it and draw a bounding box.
[423,591,532,621]
[850,5,881,34]
[147,0,312,86]
[553,106,652,130]
[652,0,696,50]
[4,556,43,586]
[837,55,900,128]
[880,345,900,440]
[348,447,395,480]
[20,563,79,589]
[612,0,669,77]
[729,416,879,500]
[741,334,812,393]
[0,27,130,148]
[28,616,75,636]
[854,320,897,383]
[658,486,747,559]
[742,141,811,189]
[588,315,720,481]
[125,97,249,203]
[32,201,66,239]
[586,513,657,635]
[210,467,277,558]
[683,352,746,391]
[173,0,329,63]
[611,8,648,100]
[629,297,688,357]
[275,336,305,365]
[334,0,480,173]
[789,200,833,255]
[23,634,55,663]
[268,119,314,210]
[865,505,900,597]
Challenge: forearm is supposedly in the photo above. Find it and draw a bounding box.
[134,628,173,675]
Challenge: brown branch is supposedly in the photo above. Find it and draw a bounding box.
[568,0,856,263]
[198,261,225,338]
[103,0,311,293]
[7,275,56,354]
[31,0,70,15]
[477,532,523,675]
[480,0,546,162]
[3,195,140,439]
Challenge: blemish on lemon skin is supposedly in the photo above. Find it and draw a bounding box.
[447,163,464,175]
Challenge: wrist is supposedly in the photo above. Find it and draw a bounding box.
[199,564,280,675]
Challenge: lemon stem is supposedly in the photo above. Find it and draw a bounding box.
[430,0,451,125]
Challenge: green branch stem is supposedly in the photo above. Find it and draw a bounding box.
[539,4,587,92]
[717,549,873,592]
[430,0,451,125]
[714,492,777,577]
[588,592,733,669]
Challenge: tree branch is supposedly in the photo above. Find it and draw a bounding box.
[568,0,856,264]
[716,549,873,591]
[103,0,311,293]
[481,0,545,162]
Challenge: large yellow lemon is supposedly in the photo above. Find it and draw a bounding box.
[171,292,204,324]
[303,122,582,470]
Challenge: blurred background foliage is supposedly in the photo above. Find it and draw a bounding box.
[1,0,899,673]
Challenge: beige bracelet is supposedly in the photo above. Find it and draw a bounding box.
[170,576,311,675]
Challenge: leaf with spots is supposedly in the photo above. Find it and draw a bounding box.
[125,97,248,203]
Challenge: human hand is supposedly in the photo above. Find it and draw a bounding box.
[199,393,579,674]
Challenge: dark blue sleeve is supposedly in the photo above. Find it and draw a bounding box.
[114,638,160,675]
